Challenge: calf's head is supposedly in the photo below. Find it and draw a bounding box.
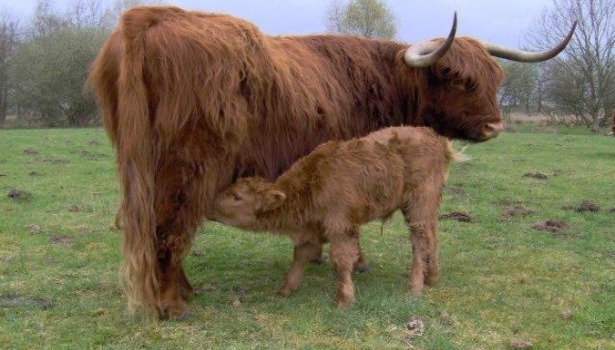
[212,177,286,229]
[402,14,576,142]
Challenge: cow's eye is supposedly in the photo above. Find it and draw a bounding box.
[232,194,242,201]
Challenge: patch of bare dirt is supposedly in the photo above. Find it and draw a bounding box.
[576,201,600,213]
[40,157,70,165]
[7,188,21,198]
[73,150,108,160]
[437,310,455,326]
[23,148,38,155]
[25,224,42,234]
[0,294,53,309]
[531,220,566,234]
[523,172,548,180]
[191,249,205,257]
[562,201,600,213]
[510,340,534,349]
[50,235,74,247]
[7,188,32,201]
[402,317,425,347]
[439,211,473,223]
[29,171,40,176]
[68,205,82,212]
[501,205,535,219]
[601,250,615,260]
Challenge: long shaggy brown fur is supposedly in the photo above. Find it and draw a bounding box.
[88,6,504,318]
[211,126,455,307]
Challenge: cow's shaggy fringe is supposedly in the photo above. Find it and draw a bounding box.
[87,6,504,318]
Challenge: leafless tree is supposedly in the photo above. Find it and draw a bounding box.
[527,0,615,131]
[498,61,540,118]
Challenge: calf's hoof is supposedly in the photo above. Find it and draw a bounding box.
[335,295,355,309]
[425,274,439,286]
[408,280,425,295]
[354,262,372,273]
[275,287,294,298]
[311,255,327,265]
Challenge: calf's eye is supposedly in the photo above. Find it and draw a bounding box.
[233,194,242,201]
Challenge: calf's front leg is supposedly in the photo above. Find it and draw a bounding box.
[276,238,322,297]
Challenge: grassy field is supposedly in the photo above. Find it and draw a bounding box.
[0,127,613,349]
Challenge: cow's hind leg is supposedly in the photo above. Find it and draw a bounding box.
[158,250,191,319]
[154,161,214,319]
[277,237,321,297]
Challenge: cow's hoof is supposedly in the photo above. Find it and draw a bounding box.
[180,286,195,301]
[162,301,191,320]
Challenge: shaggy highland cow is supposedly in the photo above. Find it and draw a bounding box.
[211,126,456,308]
[87,6,576,318]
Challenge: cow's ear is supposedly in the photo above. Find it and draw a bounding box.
[263,189,286,210]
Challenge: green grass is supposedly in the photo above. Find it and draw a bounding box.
[0,127,614,349]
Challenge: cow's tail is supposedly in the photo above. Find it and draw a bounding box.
[114,9,161,318]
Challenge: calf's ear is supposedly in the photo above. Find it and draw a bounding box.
[263,190,286,210]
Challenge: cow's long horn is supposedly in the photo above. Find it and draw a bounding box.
[483,21,577,62]
[404,12,457,68]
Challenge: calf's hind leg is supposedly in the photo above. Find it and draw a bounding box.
[329,228,361,308]
[402,183,441,294]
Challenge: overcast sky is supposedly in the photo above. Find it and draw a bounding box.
[1,0,556,47]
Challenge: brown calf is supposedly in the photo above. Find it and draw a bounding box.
[211,126,456,307]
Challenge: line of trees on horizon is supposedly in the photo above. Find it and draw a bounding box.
[0,0,613,132]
